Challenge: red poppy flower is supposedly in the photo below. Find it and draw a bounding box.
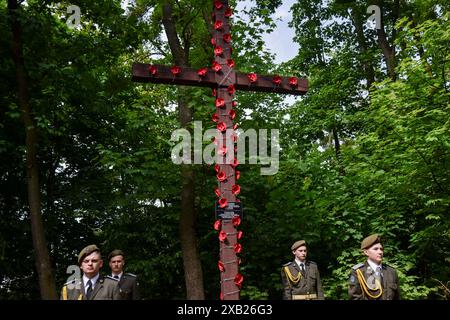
[217,171,227,182]
[231,158,238,168]
[223,33,231,43]
[212,113,219,123]
[214,46,223,56]
[214,0,223,10]
[226,85,235,96]
[215,98,225,108]
[234,243,242,254]
[212,61,222,73]
[248,73,257,83]
[232,216,241,226]
[232,184,240,195]
[217,122,227,132]
[225,8,232,17]
[211,37,216,46]
[234,273,243,288]
[289,77,298,87]
[233,123,238,130]
[148,65,157,75]
[218,146,227,156]
[226,59,235,68]
[218,260,225,272]
[212,88,217,96]
[214,20,223,30]
[219,230,227,242]
[237,230,243,239]
[219,198,228,208]
[197,68,207,77]
[214,164,220,172]
[229,110,236,120]
[236,170,241,180]
[272,75,282,85]
[171,66,181,76]
[214,219,221,230]
[214,188,221,198]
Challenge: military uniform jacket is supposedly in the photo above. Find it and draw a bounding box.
[117,273,140,300]
[281,260,324,300]
[60,275,121,300]
[349,262,400,300]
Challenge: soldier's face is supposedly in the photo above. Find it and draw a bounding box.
[109,255,125,273]
[293,246,307,262]
[80,252,103,278]
[364,243,384,264]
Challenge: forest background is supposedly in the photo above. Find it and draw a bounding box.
[0,0,448,299]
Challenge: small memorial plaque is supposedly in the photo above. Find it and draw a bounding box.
[215,201,243,220]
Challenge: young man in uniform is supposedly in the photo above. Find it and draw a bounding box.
[108,249,140,300]
[281,240,324,300]
[349,234,400,300]
[61,244,121,300]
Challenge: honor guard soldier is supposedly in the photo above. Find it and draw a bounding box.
[349,234,401,300]
[281,240,324,300]
[60,244,121,300]
[108,249,141,300]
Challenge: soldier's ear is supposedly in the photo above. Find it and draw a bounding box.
[362,249,369,257]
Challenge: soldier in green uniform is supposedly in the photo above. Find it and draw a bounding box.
[108,249,141,300]
[349,234,400,300]
[281,240,324,300]
[60,244,121,300]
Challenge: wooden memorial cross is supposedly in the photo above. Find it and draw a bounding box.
[132,0,307,300]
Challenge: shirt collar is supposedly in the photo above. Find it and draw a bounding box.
[83,273,100,287]
[295,258,306,268]
[367,259,382,272]
[112,272,123,280]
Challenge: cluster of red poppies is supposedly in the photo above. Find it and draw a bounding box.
[214,216,244,299]
[212,0,243,299]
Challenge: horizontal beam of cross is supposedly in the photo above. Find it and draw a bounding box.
[132,63,308,95]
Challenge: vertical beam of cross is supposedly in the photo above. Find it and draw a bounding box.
[212,0,240,300]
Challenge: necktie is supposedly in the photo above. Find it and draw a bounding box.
[86,280,93,300]
[300,264,305,276]
[375,266,382,283]
[114,275,119,280]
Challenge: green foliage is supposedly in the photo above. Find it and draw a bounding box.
[1,0,448,300]
[240,285,269,300]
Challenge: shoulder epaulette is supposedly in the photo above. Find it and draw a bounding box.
[106,275,119,281]
[352,263,364,270]
[126,273,137,277]
[282,262,292,267]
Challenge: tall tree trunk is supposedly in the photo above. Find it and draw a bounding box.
[8,0,57,299]
[162,1,205,299]
[349,6,375,88]
[376,1,398,80]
